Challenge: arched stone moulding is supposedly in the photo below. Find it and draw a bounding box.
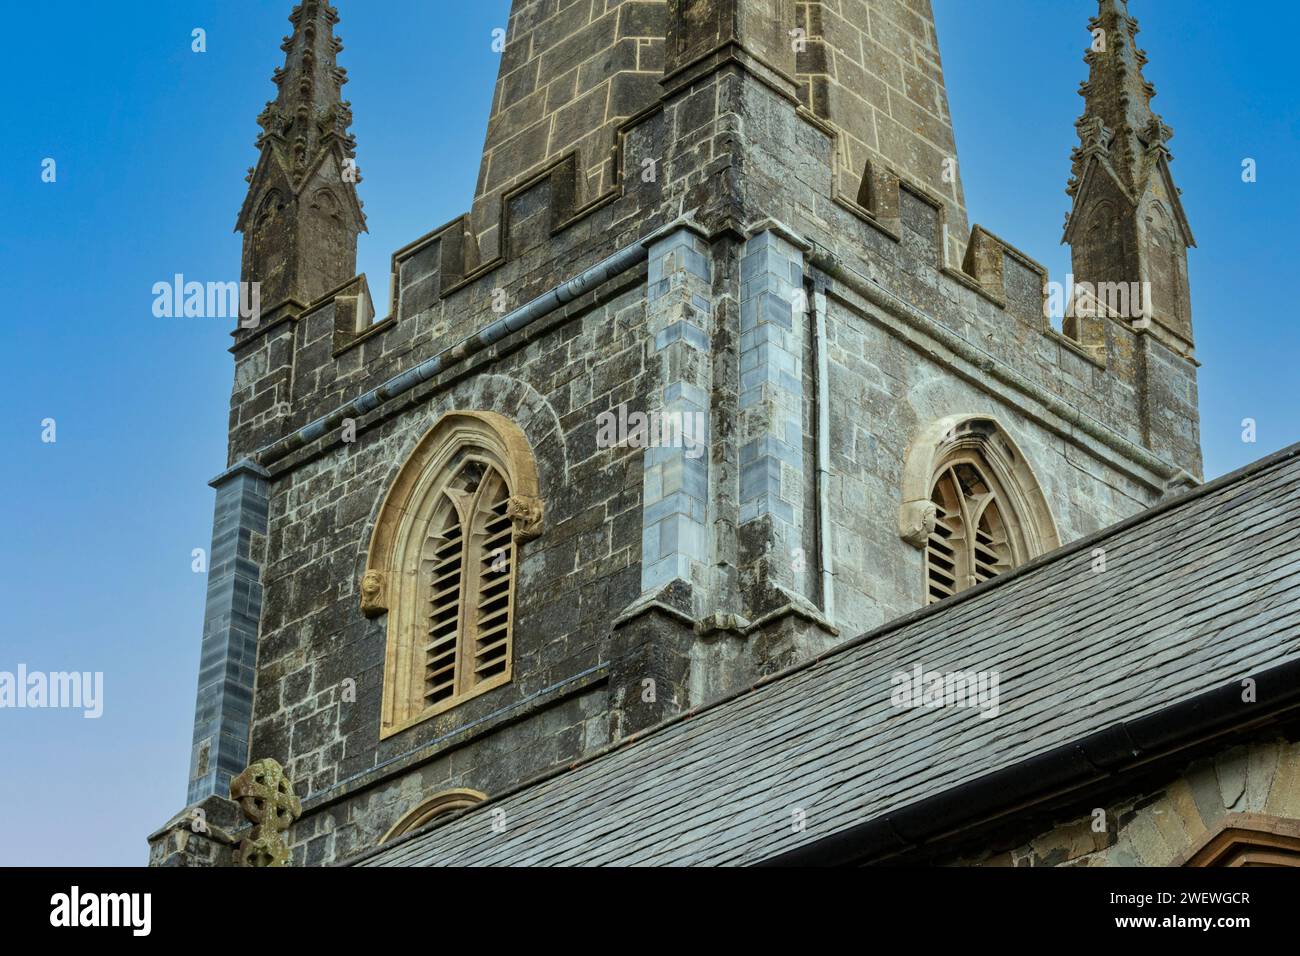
[899,414,1060,560]
[379,788,488,845]
[1176,813,1300,867]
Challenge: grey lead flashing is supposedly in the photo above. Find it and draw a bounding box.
[207,457,270,488]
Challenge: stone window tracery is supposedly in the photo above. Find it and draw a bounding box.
[926,457,1015,604]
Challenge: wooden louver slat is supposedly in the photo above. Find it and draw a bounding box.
[473,487,513,683]
[411,463,518,719]
[424,515,464,706]
[926,501,961,605]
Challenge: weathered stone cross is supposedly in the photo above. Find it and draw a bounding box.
[230,758,302,867]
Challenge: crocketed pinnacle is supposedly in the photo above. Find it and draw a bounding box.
[1067,0,1172,198]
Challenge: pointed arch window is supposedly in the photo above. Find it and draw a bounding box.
[249,189,284,280]
[1144,200,1190,339]
[422,457,516,705]
[362,412,543,737]
[379,788,487,844]
[900,417,1060,607]
[1179,814,1300,867]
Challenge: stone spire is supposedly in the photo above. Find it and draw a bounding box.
[235,1,366,321]
[1067,0,1171,198]
[1064,0,1195,350]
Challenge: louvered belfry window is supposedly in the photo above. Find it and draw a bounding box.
[419,457,517,711]
[366,412,541,739]
[926,459,1013,605]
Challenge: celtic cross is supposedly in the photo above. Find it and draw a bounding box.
[230,758,302,867]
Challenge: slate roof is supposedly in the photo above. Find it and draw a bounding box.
[355,443,1300,866]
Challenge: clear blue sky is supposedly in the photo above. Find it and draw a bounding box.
[1,1,1295,866]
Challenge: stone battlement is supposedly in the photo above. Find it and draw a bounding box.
[227,60,1194,489]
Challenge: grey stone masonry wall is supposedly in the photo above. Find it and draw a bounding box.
[796,0,969,258]
[187,460,269,804]
[735,67,1192,481]
[244,273,660,859]
[471,0,669,261]
[227,320,294,463]
[725,68,1191,636]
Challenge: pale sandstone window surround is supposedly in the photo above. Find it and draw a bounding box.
[379,788,488,844]
[1178,813,1300,867]
[900,415,1059,605]
[362,411,543,738]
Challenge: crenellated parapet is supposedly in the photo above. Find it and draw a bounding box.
[223,0,1200,488]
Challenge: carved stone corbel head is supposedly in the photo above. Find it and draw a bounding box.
[506,495,544,541]
[899,500,938,549]
[359,568,388,618]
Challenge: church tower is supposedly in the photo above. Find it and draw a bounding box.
[151,0,1206,866]
[235,0,366,324]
